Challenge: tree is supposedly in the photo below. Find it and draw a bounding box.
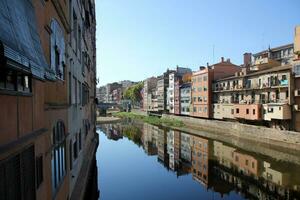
[123,82,143,104]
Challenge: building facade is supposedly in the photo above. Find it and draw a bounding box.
[156,70,172,113]
[168,67,192,114]
[0,0,97,199]
[143,77,157,111]
[213,48,294,130]
[191,58,240,118]
[293,26,300,131]
[180,83,191,115]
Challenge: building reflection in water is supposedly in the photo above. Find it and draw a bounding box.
[98,121,300,200]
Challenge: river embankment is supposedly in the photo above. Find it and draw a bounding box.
[115,110,300,151]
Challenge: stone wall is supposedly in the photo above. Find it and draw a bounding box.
[162,114,300,148]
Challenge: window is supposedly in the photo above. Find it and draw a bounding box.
[294,65,300,76]
[6,70,16,90]
[79,130,82,151]
[198,87,202,92]
[69,141,73,170]
[69,72,72,104]
[203,76,207,81]
[236,108,239,114]
[193,107,196,112]
[235,156,239,162]
[73,10,78,51]
[246,109,249,114]
[204,107,207,113]
[204,97,207,102]
[0,69,32,93]
[73,137,78,160]
[0,146,36,200]
[50,19,65,79]
[75,78,78,104]
[78,81,82,104]
[245,160,249,166]
[231,109,234,114]
[268,107,274,113]
[203,87,207,91]
[51,121,66,193]
[36,155,43,188]
[78,26,81,60]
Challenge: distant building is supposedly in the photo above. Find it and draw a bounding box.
[156,70,173,113]
[97,86,107,102]
[168,66,192,114]
[191,136,210,187]
[251,44,294,71]
[143,77,158,111]
[180,82,192,115]
[191,58,240,118]
[106,82,122,103]
[119,80,136,89]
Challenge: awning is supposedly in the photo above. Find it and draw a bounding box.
[0,0,48,80]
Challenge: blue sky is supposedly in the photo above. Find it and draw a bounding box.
[96,0,300,86]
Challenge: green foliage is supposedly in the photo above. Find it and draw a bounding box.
[123,82,144,103]
[122,126,143,146]
[113,112,185,128]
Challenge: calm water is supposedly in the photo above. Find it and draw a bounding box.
[96,119,300,200]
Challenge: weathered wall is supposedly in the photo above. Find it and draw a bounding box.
[162,114,300,148]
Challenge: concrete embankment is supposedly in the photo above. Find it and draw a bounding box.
[96,116,121,124]
[162,114,300,151]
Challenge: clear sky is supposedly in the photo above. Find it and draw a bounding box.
[96,0,300,86]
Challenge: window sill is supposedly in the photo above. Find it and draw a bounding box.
[0,89,33,96]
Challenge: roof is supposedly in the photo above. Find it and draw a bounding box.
[180,82,191,88]
[253,43,293,56]
[215,64,292,82]
[0,0,48,79]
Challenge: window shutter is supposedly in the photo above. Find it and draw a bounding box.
[20,146,36,200]
[50,21,56,71]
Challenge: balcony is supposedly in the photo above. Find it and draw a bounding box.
[251,57,280,71]
[262,103,291,121]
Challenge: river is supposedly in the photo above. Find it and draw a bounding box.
[96,119,300,200]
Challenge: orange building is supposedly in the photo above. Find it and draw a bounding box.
[191,58,240,118]
[191,136,210,187]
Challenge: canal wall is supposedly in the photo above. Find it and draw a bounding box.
[162,114,300,150]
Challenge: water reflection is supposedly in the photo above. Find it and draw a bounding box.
[98,120,300,200]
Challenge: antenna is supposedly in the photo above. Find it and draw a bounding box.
[213,44,215,64]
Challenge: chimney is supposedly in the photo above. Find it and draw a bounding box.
[221,57,224,62]
[243,53,252,67]
[226,58,230,63]
[206,62,209,67]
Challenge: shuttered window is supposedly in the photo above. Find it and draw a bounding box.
[36,156,43,189]
[51,121,66,195]
[0,146,35,200]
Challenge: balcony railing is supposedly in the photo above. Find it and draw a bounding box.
[215,98,288,105]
